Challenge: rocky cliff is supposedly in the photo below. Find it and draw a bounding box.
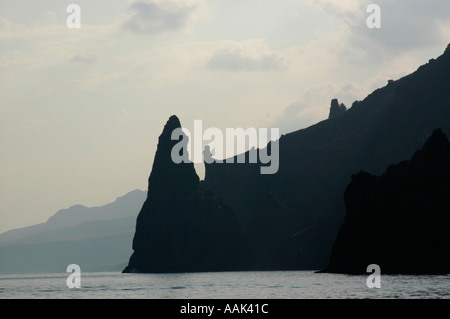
[203,43,450,270]
[124,43,450,273]
[123,116,243,273]
[322,129,450,274]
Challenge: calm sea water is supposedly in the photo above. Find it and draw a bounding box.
[0,271,448,299]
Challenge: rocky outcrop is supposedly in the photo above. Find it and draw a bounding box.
[328,98,347,119]
[322,129,450,274]
[123,116,243,273]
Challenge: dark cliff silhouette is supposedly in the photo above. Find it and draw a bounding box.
[322,129,450,274]
[328,98,347,119]
[122,44,450,273]
[123,116,242,273]
[203,43,450,270]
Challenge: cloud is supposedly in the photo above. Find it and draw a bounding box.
[270,86,333,135]
[308,0,363,20]
[206,48,282,72]
[122,0,203,34]
[70,53,98,64]
[269,80,369,135]
[270,101,313,134]
[309,0,450,61]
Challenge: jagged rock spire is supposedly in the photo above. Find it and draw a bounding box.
[123,116,243,273]
[146,115,199,200]
[328,98,347,119]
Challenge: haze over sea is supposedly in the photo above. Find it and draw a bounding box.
[1,271,448,299]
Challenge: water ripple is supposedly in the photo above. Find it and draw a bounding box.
[0,271,449,299]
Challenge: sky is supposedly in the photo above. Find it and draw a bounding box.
[1,0,449,233]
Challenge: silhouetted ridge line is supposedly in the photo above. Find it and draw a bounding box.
[202,43,450,271]
[123,43,450,273]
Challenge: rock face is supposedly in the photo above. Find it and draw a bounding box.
[203,43,450,271]
[123,116,243,273]
[123,44,450,273]
[328,98,347,119]
[323,129,450,274]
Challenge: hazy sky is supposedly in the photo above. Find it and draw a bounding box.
[1,0,449,233]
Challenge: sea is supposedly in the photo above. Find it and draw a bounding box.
[0,270,449,299]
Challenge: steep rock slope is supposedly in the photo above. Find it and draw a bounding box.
[123,116,243,273]
[323,129,450,274]
[203,43,450,270]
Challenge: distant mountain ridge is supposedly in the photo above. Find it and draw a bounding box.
[0,190,146,274]
[0,189,145,244]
